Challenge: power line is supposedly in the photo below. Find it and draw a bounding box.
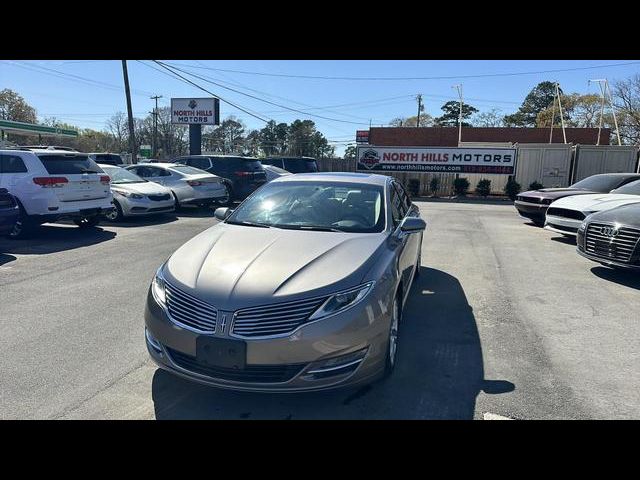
[156,61,371,126]
[139,60,272,123]
[168,61,640,81]
[3,61,154,97]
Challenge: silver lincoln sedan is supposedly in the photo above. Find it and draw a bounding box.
[144,172,426,392]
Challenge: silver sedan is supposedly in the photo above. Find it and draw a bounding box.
[98,164,174,221]
[125,163,228,208]
[144,172,426,392]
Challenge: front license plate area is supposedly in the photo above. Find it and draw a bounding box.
[196,337,246,369]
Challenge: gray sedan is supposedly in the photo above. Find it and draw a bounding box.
[144,172,426,392]
[125,163,228,208]
[98,164,174,221]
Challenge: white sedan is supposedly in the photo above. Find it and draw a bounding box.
[125,163,228,208]
[98,164,174,221]
[545,179,640,236]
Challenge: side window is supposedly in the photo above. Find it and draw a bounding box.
[390,185,404,226]
[190,158,210,170]
[148,167,169,178]
[1,155,28,173]
[396,182,412,213]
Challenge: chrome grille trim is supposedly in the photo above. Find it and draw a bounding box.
[165,281,217,333]
[585,222,640,263]
[231,295,328,338]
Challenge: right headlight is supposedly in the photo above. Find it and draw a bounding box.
[309,282,375,321]
[151,265,167,307]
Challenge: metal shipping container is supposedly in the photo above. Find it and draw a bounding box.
[571,145,640,183]
[514,143,573,189]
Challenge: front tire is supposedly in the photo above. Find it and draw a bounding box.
[104,201,124,222]
[74,215,101,228]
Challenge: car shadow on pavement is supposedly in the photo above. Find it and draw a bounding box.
[590,266,640,290]
[151,267,514,419]
[549,235,576,245]
[0,225,116,255]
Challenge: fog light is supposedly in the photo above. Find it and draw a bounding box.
[145,328,163,354]
[303,348,368,380]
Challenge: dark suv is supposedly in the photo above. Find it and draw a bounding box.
[173,155,267,202]
[261,156,318,174]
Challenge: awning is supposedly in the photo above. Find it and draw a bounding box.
[0,119,78,137]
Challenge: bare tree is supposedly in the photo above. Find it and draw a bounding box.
[472,108,504,127]
[612,75,640,145]
[106,112,129,152]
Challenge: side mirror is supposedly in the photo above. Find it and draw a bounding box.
[214,207,233,220]
[399,216,427,234]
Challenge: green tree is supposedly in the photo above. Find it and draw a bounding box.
[344,145,357,161]
[258,120,289,156]
[287,119,334,157]
[504,81,559,127]
[435,101,478,127]
[536,93,603,128]
[389,114,434,127]
[204,116,246,154]
[243,130,262,157]
[0,89,37,123]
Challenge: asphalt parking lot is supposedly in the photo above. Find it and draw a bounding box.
[1,200,639,420]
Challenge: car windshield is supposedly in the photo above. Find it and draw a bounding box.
[37,154,101,174]
[571,175,633,192]
[169,165,207,176]
[101,166,146,184]
[610,179,640,195]
[226,181,386,233]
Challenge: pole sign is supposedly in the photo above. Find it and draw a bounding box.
[171,98,220,125]
[356,146,517,175]
[356,130,369,143]
[140,145,151,158]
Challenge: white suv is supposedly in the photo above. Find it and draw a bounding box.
[0,149,114,238]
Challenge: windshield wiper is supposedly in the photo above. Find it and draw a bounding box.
[226,220,271,228]
[274,224,343,232]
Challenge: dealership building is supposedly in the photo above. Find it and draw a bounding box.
[361,126,611,147]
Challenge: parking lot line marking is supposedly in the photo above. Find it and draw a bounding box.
[483,412,513,420]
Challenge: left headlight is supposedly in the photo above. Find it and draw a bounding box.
[151,265,167,307]
[309,282,375,321]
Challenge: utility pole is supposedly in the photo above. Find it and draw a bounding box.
[555,82,567,144]
[121,60,137,163]
[150,95,162,158]
[453,84,463,145]
[589,79,607,146]
[416,94,423,127]
[549,95,557,143]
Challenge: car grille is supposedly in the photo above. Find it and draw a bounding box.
[547,207,586,220]
[165,281,217,333]
[585,222,640,263]
[167,348,305,383]
[148,194,171,201]
[232,296,328,338]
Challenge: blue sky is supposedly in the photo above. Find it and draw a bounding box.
[2,60,639,155]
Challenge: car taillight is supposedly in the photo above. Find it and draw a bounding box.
[234,171,252,177]
[187,180,203,186]
[100,175,111,184]
[33,177,69,188]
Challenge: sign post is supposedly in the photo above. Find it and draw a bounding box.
[171,97,220,156]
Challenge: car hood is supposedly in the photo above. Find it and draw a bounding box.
[519,188,598,201]
[550,193,640,212]
[163,223,387,310]
[586,203,640,226]
[111,181,171,196]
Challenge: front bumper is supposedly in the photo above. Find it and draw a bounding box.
[514,200,548,223]
[545,215,580,236]
[576,228,640,270]
[144,286,391,392]
[118,196,175,216]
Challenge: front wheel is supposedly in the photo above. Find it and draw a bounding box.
[104,201,124,222]
[383,294,401,378]
[74,215,101,228]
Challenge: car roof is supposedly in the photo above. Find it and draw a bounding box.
[97,163,122,168]
[129,162,175,168]
[587,173,640,178]
[27,149,88,155]
[273,172,390,186]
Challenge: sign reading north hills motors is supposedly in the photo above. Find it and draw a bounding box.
[356,146,517,175]
[171,98,220,125]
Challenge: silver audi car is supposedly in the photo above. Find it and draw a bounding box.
[144,172,426,392]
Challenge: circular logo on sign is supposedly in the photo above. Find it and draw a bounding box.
[188,100,197,109]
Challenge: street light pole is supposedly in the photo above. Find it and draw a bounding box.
[150,95,162,158]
